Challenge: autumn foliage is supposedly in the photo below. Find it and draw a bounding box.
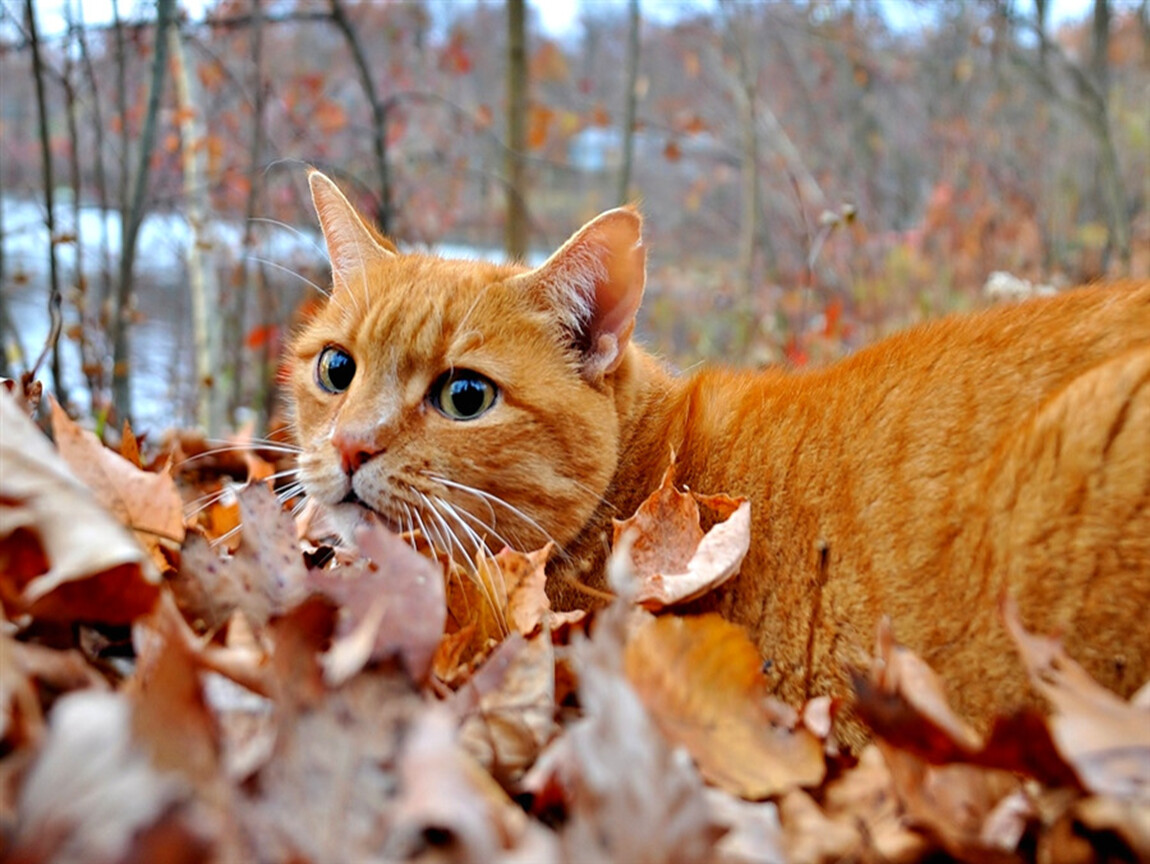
[2,386,1149,863]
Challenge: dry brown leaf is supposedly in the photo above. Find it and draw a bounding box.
[624,613,825,799]
[177,483,309,630]
[243,669,423,862]
[128,592,222,789]
[878,742,1025,860]
[857,616,1080,788]
[0,389,159,623]
[820,744,929,862]
[446,552,509,656]
[1004,597,1150,802]
[547,603,724,862]
[0,634,108,749]
[854,616,982,759]
[777,789,862,864]
[50,396,184,571]
[310,514,446,685]
[612,462,750,609]
[385,706,556,862]
[501,544,553,635]
[10,690,203,864]
[704,788,788,864]
[457,631,557,784]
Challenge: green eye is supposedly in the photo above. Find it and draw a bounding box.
[317,346,355,393]
[432,370,498,420]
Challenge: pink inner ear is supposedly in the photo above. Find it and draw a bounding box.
[308,170,394,287]
[588,210,646,350]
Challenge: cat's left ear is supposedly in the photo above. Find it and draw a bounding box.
[308,169,396,294]
[519,206,646,379]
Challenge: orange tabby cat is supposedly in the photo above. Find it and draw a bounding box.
[289,170,1150,747]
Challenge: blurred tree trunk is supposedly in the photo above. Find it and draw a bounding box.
[74,0,115,407]
[504,0,528,260]
[1088,0,1129,270]
[616,0,640,206]
[25,0,65,403]
[111,0,175,426]
[62,7,104,410]
[0,175,24,379]
[232,0,268,429]
[170,23,224,436]
[329,0,393,235]
[717,1,762,305]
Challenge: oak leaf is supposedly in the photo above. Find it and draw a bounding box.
[613,462,750,609]
[623,613,825,799]
[177,483,308,630]
[0,390,158,623]
[49,396,184,572]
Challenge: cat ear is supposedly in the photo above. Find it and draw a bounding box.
[522,206,646,378]
[308,170,396,293]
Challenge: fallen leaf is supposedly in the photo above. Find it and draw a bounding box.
[0,389,159,623]
[50,396,185,571]
[310,514,446,685]
[612,462,750,610]
[384,707,555,861]
[820,744,928,861]
[0,634,108,749]
[502,544,553,635]
[624,613,825,799]
[854,615,982,760]
[704,788,788,864]
[10,691,202,863]
[177,483,309,629]
[242,669,422,862]
[457,631,557,784]
[1004,597,1150,802]
[543,603,725,861]
[129,592,222,789]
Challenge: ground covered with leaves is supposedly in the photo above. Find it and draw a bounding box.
[2,385,1149,863]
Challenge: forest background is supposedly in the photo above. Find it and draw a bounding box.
[1,0,1148,439]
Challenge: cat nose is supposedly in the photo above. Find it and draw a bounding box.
[332,429,383,475]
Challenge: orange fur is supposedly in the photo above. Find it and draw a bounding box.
[290,171,1150,749]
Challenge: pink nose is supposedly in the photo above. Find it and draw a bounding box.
[332,429,382,475]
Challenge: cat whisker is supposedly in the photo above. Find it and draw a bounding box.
[426,494,494,559]
[422,493,510,636]
[183,484,241,519]
[245,254,332,301]
[425,474,568,560]
[248,216,329,260]
[211,523,243,549]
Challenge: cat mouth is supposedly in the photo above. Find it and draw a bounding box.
[337,488,408,537]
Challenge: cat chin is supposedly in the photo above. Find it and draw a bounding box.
[325,500,406,545]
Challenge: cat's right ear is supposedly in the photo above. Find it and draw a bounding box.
[308,170,396,294]
[518,206,646,380]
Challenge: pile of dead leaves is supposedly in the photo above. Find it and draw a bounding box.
[1,386,1148,863]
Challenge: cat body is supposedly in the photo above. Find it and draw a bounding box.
[290,171,1150,746]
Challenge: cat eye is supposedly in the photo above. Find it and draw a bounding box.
[316,346,356,393]
[431,370,498,420]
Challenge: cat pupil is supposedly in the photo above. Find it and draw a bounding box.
[433,370,496,420]
[451,379,485,416]
[318,347,355,393]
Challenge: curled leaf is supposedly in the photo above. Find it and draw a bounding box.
[612,462,750,610]
[0,390,158,623]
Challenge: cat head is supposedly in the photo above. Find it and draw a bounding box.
[287,170,647,564]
